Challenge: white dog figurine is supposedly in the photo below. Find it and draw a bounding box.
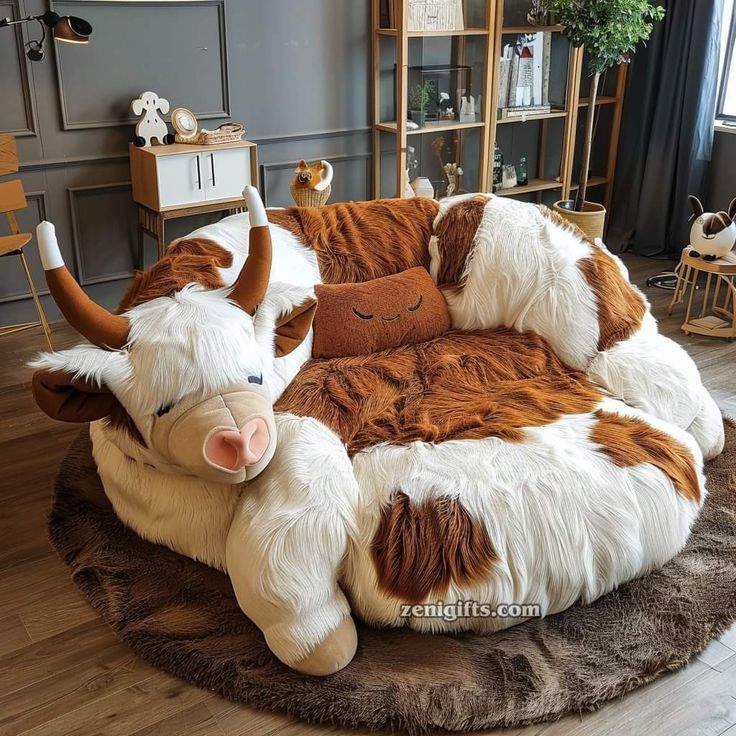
[132,91,171,147]
[688,195,736,261]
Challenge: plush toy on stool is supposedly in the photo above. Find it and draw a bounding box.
[688,195,736,261]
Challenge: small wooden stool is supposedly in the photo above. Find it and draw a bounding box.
[668,246,736,341]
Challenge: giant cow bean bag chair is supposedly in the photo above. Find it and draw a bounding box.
[31,189,724,676]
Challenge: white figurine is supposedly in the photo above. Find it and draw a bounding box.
[132,91,171,147]
[688,195,736,261]
[459,95,476,123]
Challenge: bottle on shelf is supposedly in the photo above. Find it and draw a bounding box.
[492,142,504,193]
[518,157,529,186]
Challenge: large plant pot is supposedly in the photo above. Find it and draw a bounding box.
[552,200,606,241]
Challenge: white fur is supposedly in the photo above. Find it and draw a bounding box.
[431,194,725,459]
[435,195,600,369]
[342,400,704,633]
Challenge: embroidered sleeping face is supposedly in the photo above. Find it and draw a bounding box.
[312,267,451,358]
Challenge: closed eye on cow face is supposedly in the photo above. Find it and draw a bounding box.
[156,402,174,417]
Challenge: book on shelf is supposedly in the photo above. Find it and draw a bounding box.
[498,32,552,114]
[500,104,553,119]
[497,44,513,110]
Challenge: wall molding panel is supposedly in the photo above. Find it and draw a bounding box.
[51,0,230,130]
[68,182,137,286]
[1,0,371,324]
[260,152,371,207]
[0,0,39,137]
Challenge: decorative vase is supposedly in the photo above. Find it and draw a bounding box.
[409,110,426,127]
[552,200,607,241]
[410,176,435,199]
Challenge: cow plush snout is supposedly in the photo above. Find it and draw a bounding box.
[205,419,270,470]
[150,385,277,484]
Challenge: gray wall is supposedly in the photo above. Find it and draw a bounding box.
[707,131,736,211]
[0,0,370,325]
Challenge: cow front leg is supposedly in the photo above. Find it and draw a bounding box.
[226,413,360,675]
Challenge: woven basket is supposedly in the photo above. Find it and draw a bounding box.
[175,122,244,145]
[290,183,331,208]
[552,200,606,241]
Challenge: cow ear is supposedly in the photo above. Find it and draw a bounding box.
[273,299,317,358]
[728,197,736,220]
[32,369,121,423]
[689,195,704,219]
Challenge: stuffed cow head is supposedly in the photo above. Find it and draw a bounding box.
[31,187,316,484]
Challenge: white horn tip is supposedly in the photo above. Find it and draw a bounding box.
[36,221,64,271]
[314,160,333,191]
[243,186,268,228]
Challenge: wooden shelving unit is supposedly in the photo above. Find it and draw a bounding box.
[371,0,496,198]
[371,0,626,207]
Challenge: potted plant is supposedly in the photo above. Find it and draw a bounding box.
[409,82,432,127]
[542,0,665,239]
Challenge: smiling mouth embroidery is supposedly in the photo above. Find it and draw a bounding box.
[351,294,424,322]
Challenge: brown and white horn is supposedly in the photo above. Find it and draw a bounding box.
[229,186,272,315]
[36,221,129,349]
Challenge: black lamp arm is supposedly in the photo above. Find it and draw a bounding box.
[0,12,60,28]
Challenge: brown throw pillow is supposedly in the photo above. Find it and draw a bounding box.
[312,267,451,358]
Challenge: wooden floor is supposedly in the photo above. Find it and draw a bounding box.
[1,254,735,736]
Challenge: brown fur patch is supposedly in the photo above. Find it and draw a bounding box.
[276,328,603,455]
[434,195,490,287]
[538,206,646,351]
[578,248,646,351]
[106,402,146,447]
[118,238,232,311]
[371,492,497,603]
[591,410,701,503]
[267,198,438,284]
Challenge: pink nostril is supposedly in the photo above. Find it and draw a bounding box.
[205,419,270,471]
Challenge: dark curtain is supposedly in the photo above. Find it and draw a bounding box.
[607,0,724,258]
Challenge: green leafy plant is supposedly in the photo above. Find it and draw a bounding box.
[409,82,432,112]
[541,0,665,211]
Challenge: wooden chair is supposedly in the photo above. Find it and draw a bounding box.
[0,135,52,350]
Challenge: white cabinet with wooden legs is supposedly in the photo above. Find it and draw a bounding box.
[129,140,258,262]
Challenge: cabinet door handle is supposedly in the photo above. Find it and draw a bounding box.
[209,153,216,187]
[196,155,202,190]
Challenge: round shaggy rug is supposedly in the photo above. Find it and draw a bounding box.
[49,420,736,734]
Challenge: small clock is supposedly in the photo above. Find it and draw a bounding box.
[171,107,199,141]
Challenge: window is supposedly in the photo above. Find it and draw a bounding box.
[718,0,736,121]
